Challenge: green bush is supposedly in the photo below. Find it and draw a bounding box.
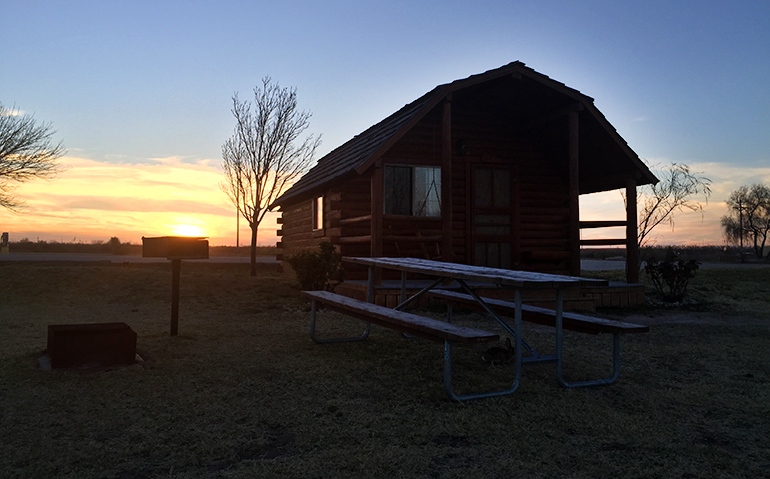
[644,249,700,302]
[286,242,344,291]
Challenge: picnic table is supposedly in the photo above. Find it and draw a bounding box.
[304,257,647,401]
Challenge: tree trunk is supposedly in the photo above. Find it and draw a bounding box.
[754,234,761,259]
[250,224,258,276]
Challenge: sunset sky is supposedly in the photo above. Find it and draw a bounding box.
[2,1,769,246]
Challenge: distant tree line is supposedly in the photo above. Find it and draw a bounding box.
[9,237,137,255]
[6,238,278,256]
[582,245,755,263]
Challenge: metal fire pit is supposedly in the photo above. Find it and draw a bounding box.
[47,323,137,369]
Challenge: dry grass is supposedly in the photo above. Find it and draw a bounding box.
[1,262,769,478]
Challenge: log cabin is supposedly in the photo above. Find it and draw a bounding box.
[272,62,658,307]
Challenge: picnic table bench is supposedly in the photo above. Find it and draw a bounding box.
[427,290,649,335]
[301,290,499,345]
[302,290,503,401]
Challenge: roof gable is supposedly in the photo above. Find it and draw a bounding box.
[274,61,655,207]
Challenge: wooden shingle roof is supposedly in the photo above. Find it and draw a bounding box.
[273,61,655,207]
[272,85,444,208]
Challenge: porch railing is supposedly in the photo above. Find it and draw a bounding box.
[579,220,638,283]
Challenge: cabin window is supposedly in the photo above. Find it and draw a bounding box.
[383,165,441,217]
[312,195,323,231]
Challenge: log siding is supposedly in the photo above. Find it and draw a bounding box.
[275,63,656,283]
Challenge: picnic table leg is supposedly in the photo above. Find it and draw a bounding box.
[400,271,407,304]
[397,276,446,338]
[555,288,622,387]
[367,266,375,304]
[309,299,371,344]
[443,289,522,401]
[456,280,539,358]
[394,277,445,311]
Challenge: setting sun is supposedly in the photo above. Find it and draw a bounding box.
[170,223,206,237]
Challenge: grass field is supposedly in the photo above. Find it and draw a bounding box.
[1,262,769,478]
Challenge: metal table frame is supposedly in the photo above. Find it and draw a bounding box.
[341,257,615,400]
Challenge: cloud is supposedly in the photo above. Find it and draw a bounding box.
[0,106,25,117]
[688,161,770,193]
[57,195,232,216]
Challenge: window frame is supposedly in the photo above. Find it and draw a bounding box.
[383,164,442,218]
[312,195,324,231]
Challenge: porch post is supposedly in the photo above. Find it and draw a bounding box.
[441,96,454,263]
[370,160,384,284]
[568,111,581,276]
[626,179,639,283]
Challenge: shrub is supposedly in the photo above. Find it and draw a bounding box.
[109,237,121,254]
[286,242,344,291]
[644,249,700,302]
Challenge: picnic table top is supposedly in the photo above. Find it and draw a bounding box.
[343,257,609,289]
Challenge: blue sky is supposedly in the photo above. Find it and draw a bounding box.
[1,0,769,245]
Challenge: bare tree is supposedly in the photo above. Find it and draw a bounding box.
[0,104,64,210]
[722,184,770,259]
[221,77,321,275]
[624,162,712,247]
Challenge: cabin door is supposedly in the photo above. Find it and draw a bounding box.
[470,165,518,269]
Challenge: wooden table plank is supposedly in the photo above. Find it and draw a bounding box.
[343,257,608,288]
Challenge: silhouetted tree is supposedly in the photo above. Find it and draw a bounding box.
[625,162,712,247]
[109,236,123,255]
[0,104,64,210]
[221,77,320,276]
[721,184,770,259]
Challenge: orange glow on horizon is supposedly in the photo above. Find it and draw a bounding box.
[0,156,282,246]
[1,157,767,248]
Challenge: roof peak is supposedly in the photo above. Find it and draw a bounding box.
[273,61,649,207]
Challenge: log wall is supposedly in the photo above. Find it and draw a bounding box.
[279,98,574,277]
[452,104,571,274]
